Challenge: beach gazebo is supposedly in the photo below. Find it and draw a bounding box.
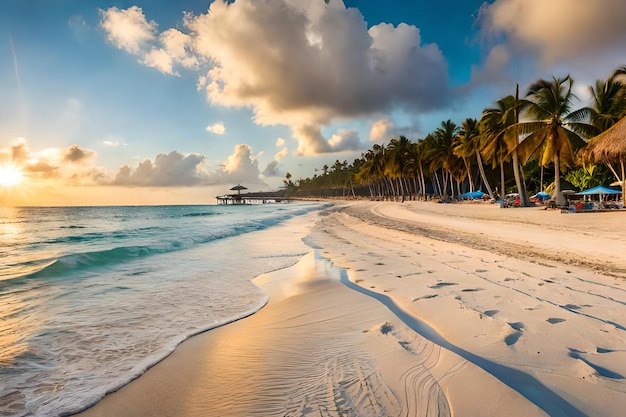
[230,184,248,195]
[588,115,626,198]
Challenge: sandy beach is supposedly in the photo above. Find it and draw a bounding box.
[76,201,626,417]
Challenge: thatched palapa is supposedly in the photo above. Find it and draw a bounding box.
[588,115,626,197]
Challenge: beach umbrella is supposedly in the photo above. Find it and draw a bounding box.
[230,184,247,195]
[577,185,622,195]
[588,115,626,197]
[458,190,485,199]
[532,191,551,200]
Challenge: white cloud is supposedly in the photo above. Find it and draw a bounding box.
[3,138,269,188]
[274,148,288,161]
[112,144,266,186]
[275,137,285,147]
[262,147,288,177]
[479,0,626,65]
[369,119,391,142]
[101,0,452,155]
[327,129,361,152]
[114,151,208,186]
[103,140,127,147]
[2,138,111,185]
[472,0,626,93]
[212,144,267,184]
[99,6,157,54]
[262,160,280,177]
[206,122,226,134]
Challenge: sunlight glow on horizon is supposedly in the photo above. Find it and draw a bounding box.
[0,164,24,188]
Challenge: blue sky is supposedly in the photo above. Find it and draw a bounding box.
[1,0,625,205]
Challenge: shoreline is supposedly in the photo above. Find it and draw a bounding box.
[75,200,626,416]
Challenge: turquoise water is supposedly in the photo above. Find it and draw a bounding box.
[0,203,327,416]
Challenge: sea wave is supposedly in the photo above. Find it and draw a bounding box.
[5,203,330,283]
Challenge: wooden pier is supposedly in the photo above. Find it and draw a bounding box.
[215,190,288,205]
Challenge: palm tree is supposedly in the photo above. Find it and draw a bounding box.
[428,120,459,197]
[480,93,528,202]
[358,143,388,199]
[410,140,429,199]
[456,118,494,198]
[515,75,596,206]
[387,136,413,200]
[586,74,626,131]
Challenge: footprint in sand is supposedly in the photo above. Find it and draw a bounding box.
[429,282,457,289]
[505,322,525,346]
[568,348,625,379]
[483,309,499,317]
[413,294,438,302]
[380,322,394,334]
[547,318,566,324]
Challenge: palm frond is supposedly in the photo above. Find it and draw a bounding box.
[566,107,592,123]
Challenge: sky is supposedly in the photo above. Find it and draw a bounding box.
[1,0,626,206]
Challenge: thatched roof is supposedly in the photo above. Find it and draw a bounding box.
[589,115,626,162]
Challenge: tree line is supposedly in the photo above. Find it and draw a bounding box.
[289,66,626,206]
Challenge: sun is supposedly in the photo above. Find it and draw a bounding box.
[0,164,24,188]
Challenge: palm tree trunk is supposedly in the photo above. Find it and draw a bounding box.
[513,84,531,207]
[463,158,474,192]
[500,162,505,197]
[476,150,494,198]
[419,162,426,200]
[512,152,522,192]
[554,153,566,206]
[434,172,442,196]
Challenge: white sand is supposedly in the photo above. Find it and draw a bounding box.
[76,201,626,417]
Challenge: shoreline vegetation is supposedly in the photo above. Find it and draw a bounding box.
[76,200,626,417]
[286,67,626,208]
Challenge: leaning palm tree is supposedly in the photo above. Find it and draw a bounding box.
[515,75,597,206]
[456,118,494,198]
[453,120,476,193]
[428,120,459,197]
[480,93,528,202]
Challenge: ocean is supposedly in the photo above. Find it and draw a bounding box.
[0,202,328,417]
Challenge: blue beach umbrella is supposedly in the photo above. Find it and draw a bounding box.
[458,190,485,199]
[578,185,621,195]
[532,191,551,200]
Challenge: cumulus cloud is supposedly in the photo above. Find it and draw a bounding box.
[327,129,361,152]
[100,6,196,75]
[275,137,285,147]
[99,6,157,54]
[2,138,269,188]
[206,122,226,134]
[219,144,263,183]
[369,119,391,142]
[262,147,288,177]
[473,0,626,89]
[262,160,279,177]
[2,138,110,184]
[479,0,626,65]
[113,144,265,187]
[113,151,208,186]
[100,0,451,155]
[274,147,288,161]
